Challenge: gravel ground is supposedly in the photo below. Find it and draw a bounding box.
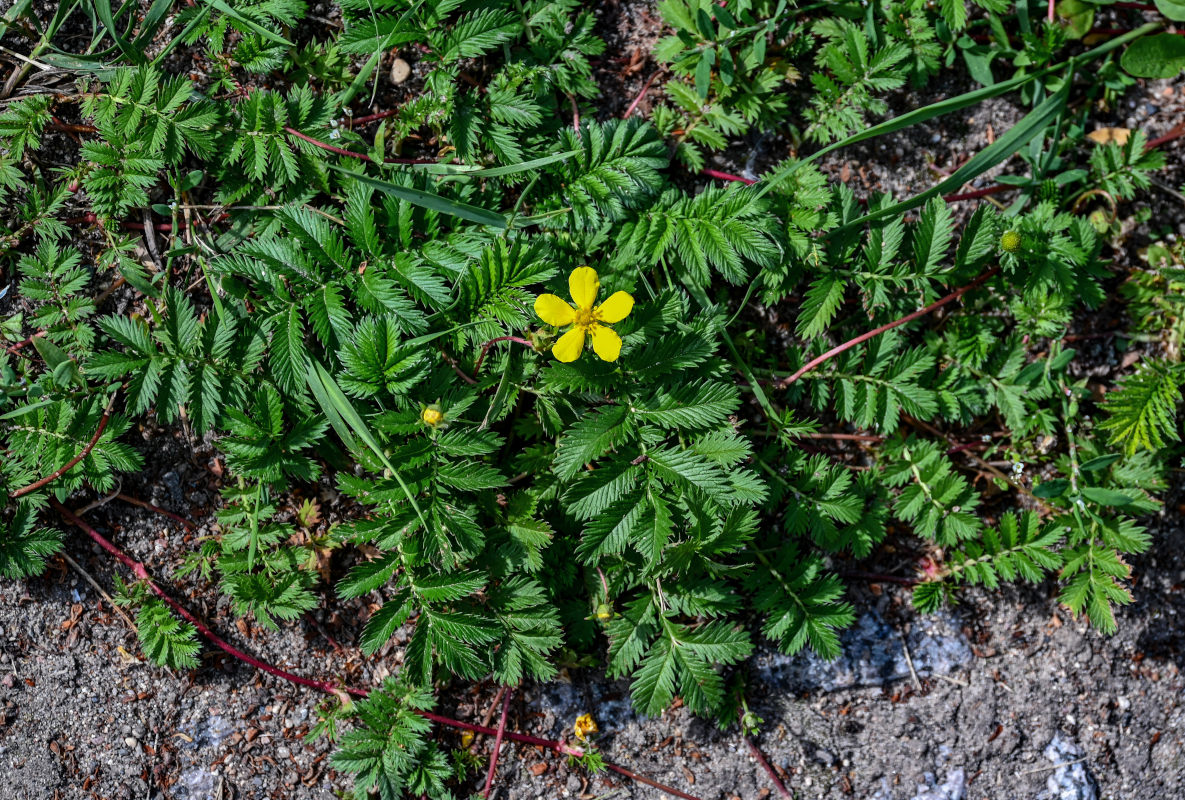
[5,483,1185,800]
[5,4,1185,799]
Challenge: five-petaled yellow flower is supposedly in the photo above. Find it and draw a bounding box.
[534,267,634,363]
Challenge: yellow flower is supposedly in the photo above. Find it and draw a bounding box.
[573,713,598,740]
[421,406,444,427]
[534,266,634,363]
[460,730,475,748]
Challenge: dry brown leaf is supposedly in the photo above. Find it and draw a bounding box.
[1086,127,1130,145]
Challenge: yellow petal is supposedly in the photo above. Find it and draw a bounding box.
[534,293,576,327]
[590,325,622,362]
[552,326,586,362]
[569,266,599,311]
[596,291,634,324]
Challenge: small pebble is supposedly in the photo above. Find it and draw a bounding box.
[124,737,139,749]
[390,57,411,84]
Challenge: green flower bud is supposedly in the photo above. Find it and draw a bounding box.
[1000,230,1023,253]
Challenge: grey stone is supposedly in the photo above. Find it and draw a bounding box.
[751,610,973,692]
[1038,733,1098,800]
[175,767,216,799]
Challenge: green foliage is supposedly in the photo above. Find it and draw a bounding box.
[1087,130,1165,201]
[89,289,268,434]
[745,543,855,659]
[331,675,451,800]
[0,504,63,578]
[913,511,1063,611]
[17,238,96,355]
[3,396,142,498]
[0,1,1180,796]
[1100,361,1182,455]
[82,66,219,164]
[134,598,202,669]
[805,18,909,144]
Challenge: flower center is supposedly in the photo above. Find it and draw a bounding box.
[574,307,597,328]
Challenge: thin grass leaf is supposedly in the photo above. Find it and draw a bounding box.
[199,0,294,46]
[833,82,1070,233]
[330,165,507,228]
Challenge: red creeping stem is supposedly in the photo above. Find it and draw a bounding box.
[4,332,44,356]
[473,336,534,377]
[944,184,1010,203]
[623,72,661,120]
[481,689,513,798]
[775,267,999,388]
[11,395,117,499]
[838,570,919,587]
[740,711,791,798]
[284,127,439,165]
[702,168,756,185]
[51,503,703,800]
[1146,122,1185,152]
[115,493,196,532]
[350,109,401,126]
[51,499,363,696]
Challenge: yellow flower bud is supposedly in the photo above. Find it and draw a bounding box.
[574,713,598,740]
[421,406,444,427]
[594,603,613,622]
[460,730,475,748]
[1000,230,1023,253]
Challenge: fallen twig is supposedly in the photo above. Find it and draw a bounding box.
[60,550,138,632]
[1017,756,1089,776]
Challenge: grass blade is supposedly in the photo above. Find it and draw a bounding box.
[758,21,1161,197]
[94,0,143,63]
[305,360,427,526]
[832,81,1070,233]
[331,164,507,228]
[199,0,293,46]
[427,149,580,181]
